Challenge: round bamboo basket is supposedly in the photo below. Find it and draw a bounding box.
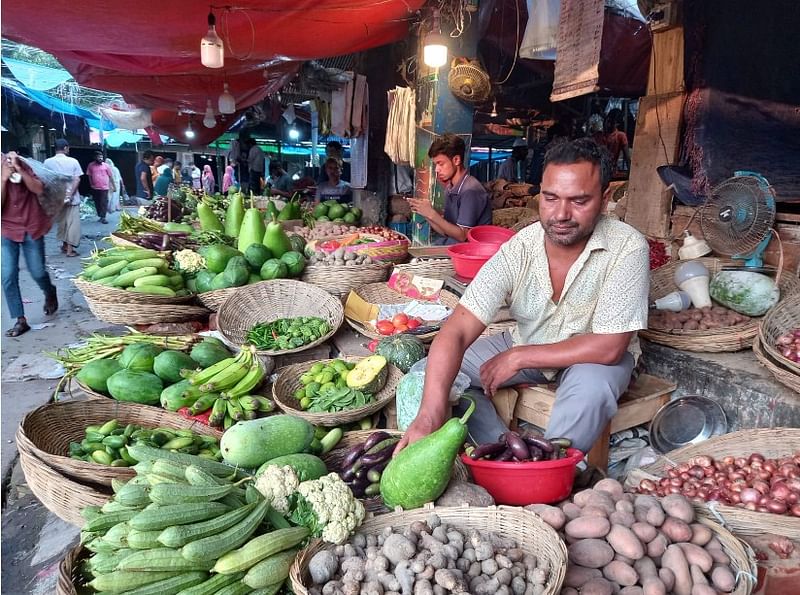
[625,427,800,539]
[758,291,800,375]
[393,259,455,281]
[290,503,568,595]
[322,429,469,513]
[492,207,537,229]
[344,283,460,342]
[217,280,343,356]
[196,286,238,312]
[17,400,221,487]
[697,517,758,595]
[83,296,209,325]
[301,262,392,298]
[640,258,800,352]
[57,544,86,595]
[16,428,109,526]
[72,377,107,400]
[272,358,402,426]
[73,278,195,305]
[752,335,800,393]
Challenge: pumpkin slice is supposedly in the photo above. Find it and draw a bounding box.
[346,355,389,394]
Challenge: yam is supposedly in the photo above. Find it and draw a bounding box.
[689,523,712,547]
[606,524,645,560]
[661,517,692,543]
[524,504,566,531]
[567,539,615,569]
[631,522,657,544]
[602,560,638,586]
[661,545,692,595]
[565,517,611,539]
[661,494,695,524]
[564,565,602,588]
[710,565,735,592]
[580,577,614,595]
[677,543,713,573]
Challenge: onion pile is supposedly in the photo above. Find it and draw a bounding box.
[637,451,800,517]
[774,328,800,363]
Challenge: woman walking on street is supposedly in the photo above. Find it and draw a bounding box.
[202,164,215,194]
[105,158,122,213]
[1,151,59,337]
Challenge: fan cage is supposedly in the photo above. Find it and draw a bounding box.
[448,61,491,104]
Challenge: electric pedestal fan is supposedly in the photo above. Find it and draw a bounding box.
[700,171,776,268]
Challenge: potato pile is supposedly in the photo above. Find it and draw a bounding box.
[527,479,739,595]
[306,512,552,595]
[294,222,358,241]
[307,247,376,267]
[649,306,751,332]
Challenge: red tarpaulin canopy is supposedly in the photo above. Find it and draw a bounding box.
[2,0,424,142]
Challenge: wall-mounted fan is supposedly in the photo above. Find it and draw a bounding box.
[447,58,491,105]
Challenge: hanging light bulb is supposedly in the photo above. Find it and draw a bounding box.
[288,128,300,141]
[185,118,196,140]
[489,100,498,118]
[203,100,216,128]
[200,11,224,68]
[218,82,236,114]
[423,9,448,68]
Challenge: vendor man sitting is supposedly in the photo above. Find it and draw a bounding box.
[408,133,491,245]
[396,138,649,455]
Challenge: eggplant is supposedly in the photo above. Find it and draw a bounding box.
[359,442,395,468]
[528,445,543,461]
[549,437,573,449]
[355,466,369,480]
[504,432,530,461]
[366,458,390,474]
[340,444,365,470]
[363,431,392,452]
[522,435,554,454]
[347,476,369,498]
[340,466,357,482]
[496,448,514,462]
[470,441,506,459]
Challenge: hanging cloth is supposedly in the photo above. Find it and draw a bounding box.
[519,0,560,60]
[384,86,416,165]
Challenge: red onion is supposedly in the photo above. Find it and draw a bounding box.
[791,504,800,517]
[740,487,761,504]
[640,479,656,491]
[753,480,771,495]
[744,502,757,511]
[770,482,791,501]
[788,492,799,505]
[749,452,765,463]
[722,455,735,466]
[766,500,788,514]
[735,457,748,468]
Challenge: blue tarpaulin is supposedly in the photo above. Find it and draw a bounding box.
[2,57,72,91]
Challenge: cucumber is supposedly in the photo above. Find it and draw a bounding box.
[126,257,168,270]
[92,260,128,280]
[129,285,177,296]
[111,266,160,288]
[134,274,172,287]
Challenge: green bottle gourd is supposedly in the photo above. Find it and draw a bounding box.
[379,398,475,509]
[237,193,266,253]
[276,202,293,221]
[224,192,245,238]
[263,215,293,258]
[197,201,224,233]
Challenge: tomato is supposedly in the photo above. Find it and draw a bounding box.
[406,318,421,329]
[394,324,409,332]
[319,240,341,251]
[367,339,379,352]
[392,313,409,327]
[376,320,395,335]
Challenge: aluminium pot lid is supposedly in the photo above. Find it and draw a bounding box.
[649,396,728,454]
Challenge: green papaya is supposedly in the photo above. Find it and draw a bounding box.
[279,251,306,278]
[260,259,288,281]
[244,244,273,271]
[210,272,233,290]
[263,215,293,258]
[76,359,122,394]
[224,192,245,238]
[288,234,306,254]
[160,379,203,411]
[153,350,197,384]
[248,273,261,285]
[118,344,163,373]
[312,204,328,219]
[201,244,243,274]
[190,342,230,368]
[195,270,215,293]
[107,370,164,405]
[222,256,250,287]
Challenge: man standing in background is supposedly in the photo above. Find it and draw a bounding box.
[497,138,529,183]
[135,150,154,204]
[247,139,266,193]
[43,139,82,257]
[86,151,115,223]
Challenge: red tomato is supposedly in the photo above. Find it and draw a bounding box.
[406,318,421,329]
[367,339,379,352]
[376,320,395,335]
[394,324,409,332]
[392,313,409,327]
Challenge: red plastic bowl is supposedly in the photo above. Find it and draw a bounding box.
[446,242,500,280]
[460,448,584,505]
[467,225,515,245]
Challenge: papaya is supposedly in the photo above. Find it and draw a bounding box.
[160,379,204,411]
[153,350,197,384]
[221,256,250,287]
[118,344,163,373]
[190,342,230,368]
[255,453,327,482]
[76,358,122,394]
[201,244,243,274]
[195,270,216,294]
[244,244,273,271]
[106,369,164,405]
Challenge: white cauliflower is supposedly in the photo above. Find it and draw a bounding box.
[254,465,300,514]
[137,206,147,216]
[290,473,366,544]
[174,249,206,274]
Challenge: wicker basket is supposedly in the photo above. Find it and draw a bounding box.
[83,296,209,325]
[57,544,86,595]
[72,378,107,400]
[492,207,537,229]
[697,517,758,595]
[196,286,238,312]
[625,427,800,539]
[640,258,800,352]
[73,278,195,305]
[758,291,800,375]
[752,335,800,394]
[308,232,410,264]
[301,263,392,298]
[17,429,109,526]
[344,283,461,342]
[393,259,455,281]
[217,280,343,356]
[272,359,403,426]
[322,430,469,512]
[17,400,221,487]
[290,503,568,595]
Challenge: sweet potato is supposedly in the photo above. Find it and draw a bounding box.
[662,544,692,595]
[711,564,735,592]
[631,522,657,544]
[661,494,695,524]
[594,478,624,501]
[602,560,638,586]
[609,511,636,528]
[614,553,634,566]
[689,523,712,547]
[564,565,602,588]
[565,517,611,539]
[524,504,566,531]
[580,577,614,595]
[606,524,645,560]
[567,539,615,569]
[678,543,713,573]
[661,517,692,543]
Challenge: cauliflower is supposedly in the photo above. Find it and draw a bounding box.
[137,206,147,216]
[174,249,206,274]
[289,473,366,544]
[254,465,300,514]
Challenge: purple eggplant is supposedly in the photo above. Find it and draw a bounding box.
[504,432,530,461]
[522,435,554,454]
[340,444,365,470]
[496,448,514,462]
[340,466,357,482]
[528,445,543,461]
[359,442,395,468]
[363,431,392,452]
[470,441,507,459]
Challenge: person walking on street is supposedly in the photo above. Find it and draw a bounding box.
[202,164,215,194]
[43,139,82,257]
[1,151,59,337]
[105,158,122,213]
[135,150,154,205]
[86,151,115,223]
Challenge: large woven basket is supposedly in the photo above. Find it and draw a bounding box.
[57,544,87,595]
[696,517,757,595]
[16,429,109,526]
[492,207,537,229]
[625,427,800,539]
[301,262,392,298]
[322,430,469,513]
[758,291,800,375]
[83,295,209,325]
[752,335,800,395]
[393,259,455,281]
[272,358,403,426]
[73,278,194,305]
[640,258,800,352]
[307,232,410,264]
[17,400,221,487]
[290,504,568,595]
[217,280,343,356]
[196,287,238,312]
[344,283,460,342]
